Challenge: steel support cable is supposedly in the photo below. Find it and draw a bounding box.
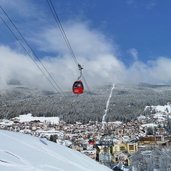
[46,0,98,122]
[0,6,64,95]
[0,15,62,95]
[0,15,65,119]
[47,0,92,93]
[47,0,78,65]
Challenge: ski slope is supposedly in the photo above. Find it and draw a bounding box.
[102,84,115,128]
[0,130,111,171]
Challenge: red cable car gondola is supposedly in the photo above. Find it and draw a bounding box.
[73,80,84,94]
[72,64,84,94]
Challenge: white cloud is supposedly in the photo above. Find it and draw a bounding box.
[0,46,49,90]
[126,58,171,84]
[126,0,134,5]
[146,0,157,10]
[0,21,125,91]
[32,22,117,57]
[126,0,157,10]
[0,0,35,17]
[0,46,125,91]
[128,48,139,61]
[0,0,49,33]
[1,21,171,92]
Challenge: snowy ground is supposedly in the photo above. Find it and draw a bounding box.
[145,103,171,114]
[15,113,59,124]
[0,130,112,171]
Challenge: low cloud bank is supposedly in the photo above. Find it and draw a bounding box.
[1,22,171,91]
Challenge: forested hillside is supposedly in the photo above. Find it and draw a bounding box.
[1,83,171,123]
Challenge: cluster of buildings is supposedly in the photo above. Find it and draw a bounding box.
[1,104,171,170]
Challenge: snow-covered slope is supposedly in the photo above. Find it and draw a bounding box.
[15,113,59,124]
[0,130,111,171]
[145,103,171,113]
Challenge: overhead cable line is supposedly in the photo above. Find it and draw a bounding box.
[47,0,92,93]
[0,15,58,93]
[0,6,64,95]
[0,14,64,119]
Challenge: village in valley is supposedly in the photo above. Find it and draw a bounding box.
[1,103,171,170]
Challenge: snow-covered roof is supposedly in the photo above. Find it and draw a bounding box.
[147,104,171,113]
[111,121,123,125]
[141,123,158,128]
[153,113,165,118]
[153,113,166,122]
[122,136,130,142]
[0,119,14,126]
[15,113,59,124]
[137,115,146,120]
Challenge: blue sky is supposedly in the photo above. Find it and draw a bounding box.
[54,0,171,64]
[1,0,171,64]
[0,0,171,90]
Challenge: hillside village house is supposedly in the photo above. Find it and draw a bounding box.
[96,139,138,166]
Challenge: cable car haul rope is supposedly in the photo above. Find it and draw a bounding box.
[47,0,89,95]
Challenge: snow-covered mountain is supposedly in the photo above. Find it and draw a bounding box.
[0,130,111,171]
